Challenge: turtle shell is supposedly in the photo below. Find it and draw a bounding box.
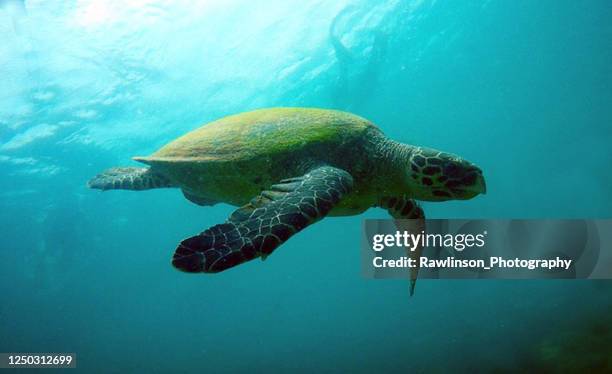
[133,107,378,165]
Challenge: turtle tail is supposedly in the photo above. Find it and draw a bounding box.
[88,167,175,191]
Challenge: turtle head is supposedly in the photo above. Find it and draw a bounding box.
[406,147,486,201]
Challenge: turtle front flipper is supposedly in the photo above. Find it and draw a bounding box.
[88,167,175,191]
[172,166,354,273]
[379,197,426,296]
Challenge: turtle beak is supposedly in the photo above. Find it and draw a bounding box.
[453,168,486,199]
[467,170,486,196]
[477,173,486,195]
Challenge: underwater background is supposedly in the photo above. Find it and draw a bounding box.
[1,0,611,372]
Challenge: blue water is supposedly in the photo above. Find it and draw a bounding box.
[1,0,611,372]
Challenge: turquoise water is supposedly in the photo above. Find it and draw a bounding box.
[1,0,611,372]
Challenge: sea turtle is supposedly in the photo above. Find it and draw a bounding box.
[88,107,486,293]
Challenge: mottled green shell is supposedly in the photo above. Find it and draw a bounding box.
[134,107,378,164]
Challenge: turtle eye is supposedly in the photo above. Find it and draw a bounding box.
[443,163,462,178]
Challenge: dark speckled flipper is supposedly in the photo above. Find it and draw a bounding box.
[88,167,174,191]
[172,166,354,273]
[379,197,425,296]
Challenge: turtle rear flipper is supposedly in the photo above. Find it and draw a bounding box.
[172,165,354,273]
[88,167,175,191]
